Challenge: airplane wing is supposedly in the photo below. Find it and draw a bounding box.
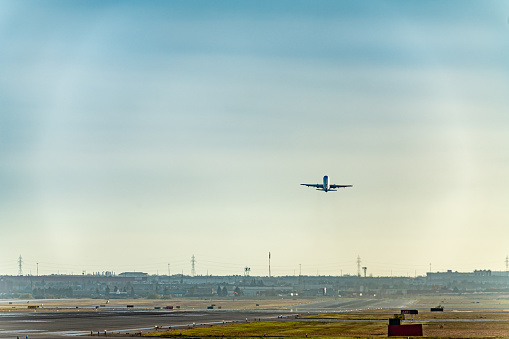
[300,184,322,188]
[329,184,353,188]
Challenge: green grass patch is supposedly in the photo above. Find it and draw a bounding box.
[144,321,386,338]
[302,314,391,320]
[304,312,509,321]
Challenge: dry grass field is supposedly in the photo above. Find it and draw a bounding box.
[144,321,388,338]
[145,317,509,338]
[304,311,509,321]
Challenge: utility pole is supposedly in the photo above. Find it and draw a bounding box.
[37,263,39,276]
[362,267,367,278]
[357,255,361,277]
[191,255,196,277]
[505,256,508,275]
[268,252,271,278]
[18,255,23,276]
[168,263,171,276]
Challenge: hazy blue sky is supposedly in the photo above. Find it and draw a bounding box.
[1,1,509,277]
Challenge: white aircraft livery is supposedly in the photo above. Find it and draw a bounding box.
[301,175,352,192]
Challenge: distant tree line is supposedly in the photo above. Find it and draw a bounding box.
[250,279,265,286]
[217,285,228,296]
[216,285,244,296]
[32,287,73,298]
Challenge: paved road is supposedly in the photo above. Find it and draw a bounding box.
[0,298,414,338]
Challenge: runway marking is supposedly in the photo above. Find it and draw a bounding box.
[0,329,45,334]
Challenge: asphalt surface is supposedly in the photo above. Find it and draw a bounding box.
[1,309,292,338]
[0,298,414,338]
[282,298,416,312]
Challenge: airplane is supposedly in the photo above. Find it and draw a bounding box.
[301,175,352,192]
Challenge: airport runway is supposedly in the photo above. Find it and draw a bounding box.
[0,309,290,338]
[0,298,414,338]
[283,298,416,312]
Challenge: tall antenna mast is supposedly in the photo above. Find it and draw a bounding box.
[18,255,23,276]
[268,252,271,278]
[191,255,196,277]
[357,255,361,277]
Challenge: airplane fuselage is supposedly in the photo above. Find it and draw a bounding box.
[323,175,330,192]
